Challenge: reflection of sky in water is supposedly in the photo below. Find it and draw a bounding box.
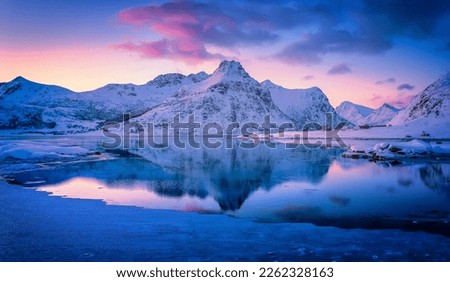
[9,143,450,235]
[38,177,221,213]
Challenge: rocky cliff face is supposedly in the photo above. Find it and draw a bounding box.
[390,72,450,125]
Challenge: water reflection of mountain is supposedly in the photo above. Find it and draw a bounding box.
[419,164,450,196]
[126,144,341,210]
[6,142,450,237]
[6,143,341,211]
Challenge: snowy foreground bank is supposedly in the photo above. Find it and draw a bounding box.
[2,179,450,262]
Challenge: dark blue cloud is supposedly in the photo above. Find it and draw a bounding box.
[397,83,415,91]
[276,0,450,64]
[327,64,351,75]
[375,77,396,85]
[276,28,392,65]
[115,0,450,64]
[363,0,450,38]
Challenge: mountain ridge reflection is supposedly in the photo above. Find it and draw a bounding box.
[8,144,340,211]
[5,142,450,237]
[127,144,339,210]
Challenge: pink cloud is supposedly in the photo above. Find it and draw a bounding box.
[113,40,222,65]
[114,1,277,64]
[151,22,197,39]
[115,3,227,64]
[370,93,382,101]
[118,3,199,26]
[383,94,415,108]
[114,41,169,58]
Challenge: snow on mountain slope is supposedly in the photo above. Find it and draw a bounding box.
[9,60,439,135]
[336,101,374,126]
[0,76,74,101]
[0,77,77,129]
[390,72,450,126]
[262,80,347,129]
[360,103,399,126]
[77,72,209,120]
[0,72,209,132]
[131,61,292,129]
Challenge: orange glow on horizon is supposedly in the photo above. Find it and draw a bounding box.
[0,45,413,108]
[0,45,216,92]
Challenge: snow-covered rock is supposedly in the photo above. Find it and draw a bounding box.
[262,80,347,129]
[342,139,450,160]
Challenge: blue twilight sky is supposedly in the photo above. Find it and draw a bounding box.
[1,0,449,108]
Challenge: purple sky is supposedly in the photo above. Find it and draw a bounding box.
[1,0,449,108]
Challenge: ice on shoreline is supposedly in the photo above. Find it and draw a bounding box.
[0,141,90,160]
[343,139,450,160]
[0,140,108,175]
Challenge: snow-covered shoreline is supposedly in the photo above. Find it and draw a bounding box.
[342,139,450,161]
[2,117,450,140]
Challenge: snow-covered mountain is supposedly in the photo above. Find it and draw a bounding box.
[0,72,209,132]
[390,72,450,126]
[360,103,400,126]
[336,101,373,126]
[0,76,79,130]
[262,80,347,129]
[131,60,292,129]
[78,72,209,120]
[336,101,399,127]
[7,60,436,134]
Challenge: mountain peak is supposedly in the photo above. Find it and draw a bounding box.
[380,103,399,111]
[187,71,209,83]
[11,76,32,84]
[336,101,374,125]
[309,86,323,93]
[212,60,250,80]
[261,79,279,88]
[338,101,356,107]
[148,73,186,88]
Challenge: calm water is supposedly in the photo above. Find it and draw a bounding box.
[6,140,450,237]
